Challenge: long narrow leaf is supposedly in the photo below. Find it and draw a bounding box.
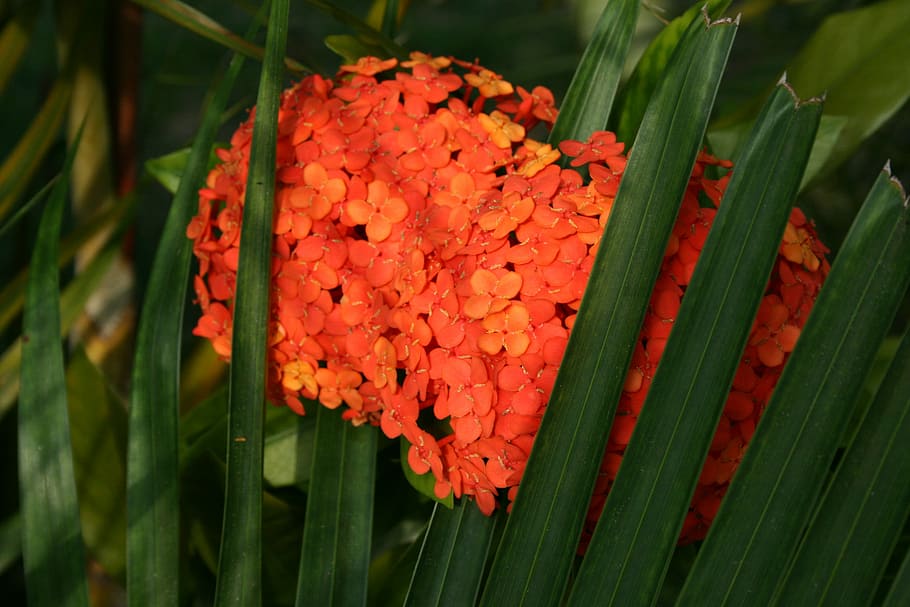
[479,13,738,607]
[303,0,408,59]
[0,74,72,219]
[132,0,311,74]
[127,8,266,606]
[774,324,910,604]
[213,0,289,604]
[0,1,39,94]
[295,407,377,607]
[569,79,822,607]
[679,165,910,606]
[0,233,122,418]
[547,0,639,147]
[18,126,89,607]
[404,502,499,607]
[883,545,910,607]
[612,0,730,144]
[0,199,129,336]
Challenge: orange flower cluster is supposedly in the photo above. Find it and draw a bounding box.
[187,54,829,541]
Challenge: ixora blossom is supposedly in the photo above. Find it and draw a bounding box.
[187,53,829,544]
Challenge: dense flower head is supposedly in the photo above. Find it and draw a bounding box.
[188,54,830,544]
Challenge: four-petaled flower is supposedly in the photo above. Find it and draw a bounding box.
[188,54,829,549]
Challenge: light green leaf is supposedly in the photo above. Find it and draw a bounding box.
[784,0,910,179]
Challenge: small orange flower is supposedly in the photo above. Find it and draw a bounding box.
[339,56,398,76]
[342,180,409,242]
[465,68,514,98]
[189,55,828,548]
[477,111,525,149]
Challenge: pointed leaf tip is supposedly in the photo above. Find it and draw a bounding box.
[882,160,909,205]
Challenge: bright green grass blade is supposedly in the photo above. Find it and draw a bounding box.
[18,126,89,607]
[478,13,738,607]
[295,406,377,607]
[568,80,822,607]
[213,0,289,604]
[547,0,639,147]
[127,10,265,607]
[404,501,499,607]
[133,0,310,74]
[0,1,39,94]
[774,324,910,605]
[612,0,730,145]
[0,73,71,219]
[0,233,121,418]
[678,165,910,606]
[883,545,910,607]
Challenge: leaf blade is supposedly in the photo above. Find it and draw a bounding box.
[678,165,910,606]
[127,6,266,605]
[569,80,822,607]
[479,13,738,607]
[18,125,89,607]
[295,407,377,607]
[404,502,499,607]
[212,0,290,604]
[775,325,910,604]
[547,0,640,147]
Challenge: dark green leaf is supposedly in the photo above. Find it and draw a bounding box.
[883,545,910,607]
[479,13,738,607]
[547,0,639,147]
[296,406,377,607]
[569,80,822,607]
[18,123,89,607]
[212,1,289,604]
[612,0,730,145]
[0,233,122,418]
[404,501,499,607]
[679,165,910,606]
[0,1,39,93]
[774,325,910,604]
[380,0,399,38]
[128,5,267,605]
[0,514,21,575]
[303,0,408,59]
[132,0,311,74]
[0,74,71,219]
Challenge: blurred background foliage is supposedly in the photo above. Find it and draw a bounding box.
[0,0,908,604]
